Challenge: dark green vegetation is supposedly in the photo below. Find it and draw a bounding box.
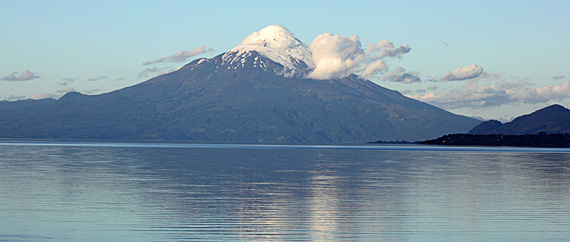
[421,133,570,148]
[0,51,480,143]
[422,104,570,147]
[367,140,418,144]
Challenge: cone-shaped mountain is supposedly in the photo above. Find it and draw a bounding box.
[0,25,480,143]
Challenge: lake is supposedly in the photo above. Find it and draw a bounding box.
[1,141,569,241]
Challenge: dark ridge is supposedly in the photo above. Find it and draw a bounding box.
[468,120,503,134]
[468,104,570,135]
[421,133,570,148]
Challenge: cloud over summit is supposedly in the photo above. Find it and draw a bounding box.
[306,33,410,80]
[307,33,365,79]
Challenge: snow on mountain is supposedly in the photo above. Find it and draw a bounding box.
[222,25,315,77]
[196,25,413,81]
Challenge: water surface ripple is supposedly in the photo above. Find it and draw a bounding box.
[1,142,569,241]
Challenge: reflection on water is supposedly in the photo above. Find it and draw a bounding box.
[1,143,569,241]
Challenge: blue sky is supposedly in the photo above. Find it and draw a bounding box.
[1,0,569,120]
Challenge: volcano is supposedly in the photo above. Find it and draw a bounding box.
[0,25,480,143]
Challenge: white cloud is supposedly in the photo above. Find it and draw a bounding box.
[307,33,364,80]
[143,46,216,66]
[366,39,411,58]
[511,81,570,104]
[29,93,57,100]
[409,80,570,110]
[440,64,485,81]
[307,33,410,80]
[362,60,388,78]
[382,66,421,83]
[1,70,40,81]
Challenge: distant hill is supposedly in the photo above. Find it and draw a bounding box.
[421,133,570,148]
[468,104,570,135]
[0,25,480,144]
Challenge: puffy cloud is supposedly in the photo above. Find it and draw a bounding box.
[409,80,570,110]
[143,46,216,66]
[1,70,40,81]
[307,33,410,80]
[362,60,388,78]
[307,33,364,79]
[382,66,421,83]
[29,92,57,100]
[477,72,503,82]
[440,64,485,81]
[511,81,570,104]
[366,39,411,58]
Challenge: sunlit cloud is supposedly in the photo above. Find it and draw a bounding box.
[382,66,421,83]
[440,64,485,81]
[362,60,388,78]
[307,33,410,80]
[29,92,57,100]
[409,80,570,110]
[366,39,411,58]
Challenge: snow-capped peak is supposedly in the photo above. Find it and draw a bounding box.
[222,25,315,77]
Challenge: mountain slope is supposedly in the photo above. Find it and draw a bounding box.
[468,104,570,135]
[0,26,481,143]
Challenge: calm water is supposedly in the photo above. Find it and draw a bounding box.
[1,142,569,241]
